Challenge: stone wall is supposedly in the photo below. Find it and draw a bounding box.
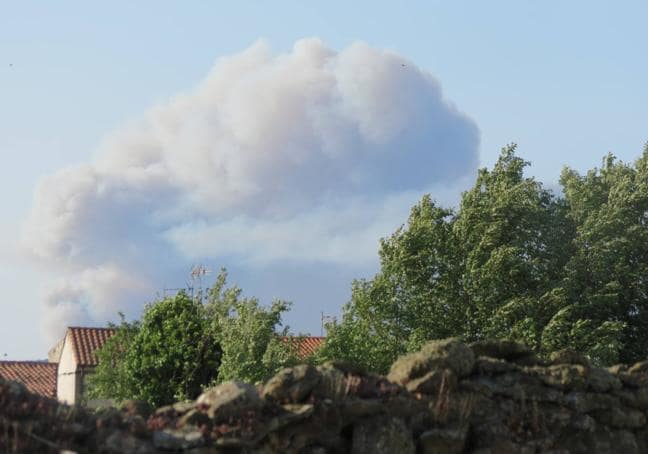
[3,338,648,453]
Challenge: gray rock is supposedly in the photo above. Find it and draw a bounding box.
[608,364,628,374]
[475,356,519,375]
[339,398,383,421]
[351,416,415,454]
[634,387,648,409]
[267,403,315,432]
[469,340,533,361]
[419,426,468,454]
[120,399,153,418]
[549,349,591,366]
[262,364,321,403]
[531,364,588,391]
[564,392,620,413]
[312,364,347,400]
[617,371,648,388]
[172,401,195,414]
[197,381,263,421]
[177,408,211,428]
[406,368,457,395]
[570,414,597,432]
[123,414,148,438]
[419,338,475,378]
[388,338,475,385]
[153,428,205,450]
[322,359,368,376]
[591,406,646,429]
[103,431,155,454]
[588,367,622,393]
[628,360,648,375]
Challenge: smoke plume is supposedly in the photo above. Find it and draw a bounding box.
[22,38,479,341]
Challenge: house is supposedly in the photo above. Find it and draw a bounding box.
[50,326,116,405]
[0,361,57,398]
[0,326,325,405]
[281,335,325,358]
[0,326,116,405]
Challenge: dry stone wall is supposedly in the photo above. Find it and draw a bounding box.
[3,338,648,453]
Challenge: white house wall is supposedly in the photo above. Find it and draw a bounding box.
[56,332,78,404]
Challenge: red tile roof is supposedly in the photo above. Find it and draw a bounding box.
[68,327,116,367]
[0,361,57,398]
[62,327,323,366]
[280,336,325,359]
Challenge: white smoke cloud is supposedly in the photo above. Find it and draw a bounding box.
[22,38,479,341]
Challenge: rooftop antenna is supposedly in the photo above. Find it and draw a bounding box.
[191,264,211,304]
[320,312,336,336]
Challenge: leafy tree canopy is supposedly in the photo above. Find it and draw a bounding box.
[321,144,648,372]
[205,269,301,384]
[89,270,299,405]
[86,313,140,404]
[125,291,221,406]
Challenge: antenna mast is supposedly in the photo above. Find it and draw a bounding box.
[190,264,211,304]
[320,312,336,336]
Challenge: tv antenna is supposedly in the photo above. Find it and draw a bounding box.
[320,312,336,336]
[191,264,211,303]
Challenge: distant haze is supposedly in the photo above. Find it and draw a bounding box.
[21,38,479,341]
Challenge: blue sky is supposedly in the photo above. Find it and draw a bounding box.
[1,1,647,359]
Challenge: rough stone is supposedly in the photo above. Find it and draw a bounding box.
[550,349,591,367]
[406,368,457,395]
[388,338,475,385]
[339,398,383,421]
[177,409,211,428]
[469,340,533,361]
[531,364,588,391]
[419,426,468,454]
[5,338,648,453]
[565,392,620,413]
[351,416,415,454]
[196,381,263,421]
[152,428,204,450]
[634,387,648,409]
[588,367,622,392]
[591,406,646,429]
[475,356,519,375]
[312,364,347,400]
[172,401,196,414]
[608,364,628,374]
[617,371,648,388]
[262,364,321,403]
[120,399,153,419]
[628,360,648,375]
[104,431,155,453]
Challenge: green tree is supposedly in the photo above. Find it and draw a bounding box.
[320,199,459,373]
[86,314,140,403]
[205,269,300,384]
[89,269,301,404]
[322,145,569,372]
[90,291,221,407]
[452,146,573,346]
[545,150,648,363]
[127,291,221,406]
[322,145,648,371]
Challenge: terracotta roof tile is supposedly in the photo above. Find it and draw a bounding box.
[0,361,57,398]
[68,327,116,367]
[280,336,325,359]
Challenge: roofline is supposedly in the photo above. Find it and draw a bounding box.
[67,326,116,331]
[0,360,57,365]
[66,326,117,367]
[0,360,58,398]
